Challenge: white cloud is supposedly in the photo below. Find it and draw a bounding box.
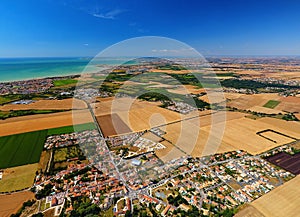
[93,9,124,20]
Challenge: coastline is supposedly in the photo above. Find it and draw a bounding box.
[0,57,105,83]
[0,56,158,83]
[0,72,81,83]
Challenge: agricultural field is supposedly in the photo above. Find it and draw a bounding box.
[155,111,300,157]
[0,191,35,217]
[199,116,299,155]
[263,100,281,109]
[200,91,243,104]
[0,94,23,105]
[0,98,87,111]
[38,150,51,173]
[0,122,95,170]
[259,130,295,144]
[117,105,183,132]
[141,132,162,142]
[227,93,300,114]
[246,106,283,115]
[94,97,184,135]
[93,97,161,116]
[0,163,38,192]
[47,122,96,135]
[156,140,184,162]
[235,205,265,217]
[0,130,47,169]
[0,109,93,136]
[276,96,300,113]
[0,122,96,193]
[266,152,300,175]
[251,176,300,217]
[96,113,132,137]
[256,118,300,138]
[0,109,66,120]
[53,78,78,87]
[227,93,281,110]
[160,84,205,95]
[295,113,300,120]
[159,118,236,157]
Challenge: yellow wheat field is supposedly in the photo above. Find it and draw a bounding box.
[0,98,87,111]
[251,176,300,217]
[0,109,93,136]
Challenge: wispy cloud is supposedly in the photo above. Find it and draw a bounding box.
[92,9,124,20]
[57,1,125,20]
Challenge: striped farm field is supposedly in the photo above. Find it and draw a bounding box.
[0,130,47,169]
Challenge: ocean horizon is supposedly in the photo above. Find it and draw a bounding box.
[0,56,190,83]
[0,57,137,82]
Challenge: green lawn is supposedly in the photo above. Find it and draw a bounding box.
[47,122,96,135]
[53,79,78,87]
[263,100,281,109]
[0,130,48,169]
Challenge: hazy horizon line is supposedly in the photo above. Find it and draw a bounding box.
[1,54,300,59]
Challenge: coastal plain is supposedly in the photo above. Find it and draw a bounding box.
[93,95,300,157]
[0,57,299,216]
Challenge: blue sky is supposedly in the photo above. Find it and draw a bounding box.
[1,0,300,57]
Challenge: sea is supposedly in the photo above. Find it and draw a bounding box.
[0,57,133,82]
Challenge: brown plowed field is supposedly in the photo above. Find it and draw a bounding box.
[0,191,34,217]
[96,113,132,137]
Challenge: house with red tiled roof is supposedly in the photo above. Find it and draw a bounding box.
[161,204,171,216]
[51,197,58,207]
[142,195,159,204]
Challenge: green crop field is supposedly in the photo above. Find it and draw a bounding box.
[53,79,78,87]
[263,100,281,109]
[0,130,47,169]
[0,123,96,169]
[47,122,96,135]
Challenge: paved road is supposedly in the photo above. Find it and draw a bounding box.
[86,102,131,191]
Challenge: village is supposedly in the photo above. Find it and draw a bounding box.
[29,127,296,216]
